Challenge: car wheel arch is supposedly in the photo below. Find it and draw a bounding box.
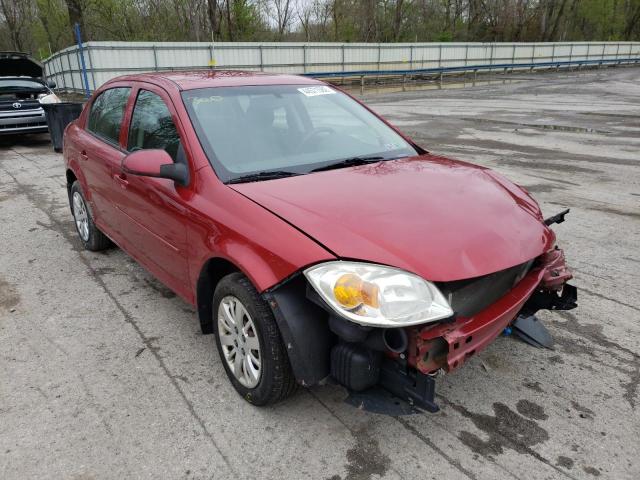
[65,164,91,204]
[195,242,309,334]
[196,256,333,386]
[196,256,243,334]
[65,168,77,201]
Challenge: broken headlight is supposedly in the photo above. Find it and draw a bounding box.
[304,261,453,327]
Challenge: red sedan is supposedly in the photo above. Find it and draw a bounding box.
[63,71,576,409]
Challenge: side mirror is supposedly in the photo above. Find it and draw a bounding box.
[47,79,56,89]
[122,149,189,187]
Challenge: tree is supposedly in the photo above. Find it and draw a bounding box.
[269,0,293,39]
[392,0,404,41]
[624,1,640,39]
[0,0,35,51]
[207,0,222,39]
[64,0,85,39]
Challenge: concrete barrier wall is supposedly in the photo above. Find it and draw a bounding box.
[43,41,640,93]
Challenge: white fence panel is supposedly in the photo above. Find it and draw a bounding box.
[306,46,342,68]
[572,44,589,58]
[215,47,261,68]
[43,41,640,92]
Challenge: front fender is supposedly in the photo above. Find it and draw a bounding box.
[263,274,333,386]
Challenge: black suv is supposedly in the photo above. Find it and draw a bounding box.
[0,51,58,135]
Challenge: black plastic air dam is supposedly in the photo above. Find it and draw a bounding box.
[331,343,381,391]
[332,344,440,412]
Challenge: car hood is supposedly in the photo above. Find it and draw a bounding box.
[230,155,554,282]
[0,52,43,78]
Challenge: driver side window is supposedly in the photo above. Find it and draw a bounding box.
[128,90,180,161]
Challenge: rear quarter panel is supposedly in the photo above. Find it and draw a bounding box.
[64,121,88,193]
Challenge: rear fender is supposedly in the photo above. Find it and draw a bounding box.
[64,124,92,206]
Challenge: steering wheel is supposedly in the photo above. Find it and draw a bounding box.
[298,127,336,148]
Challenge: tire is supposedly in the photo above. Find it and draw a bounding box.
[213,272,297,405]
[70,181,111,251]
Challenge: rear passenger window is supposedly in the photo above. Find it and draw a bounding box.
[128,90,180,162]
[87,87,130,145]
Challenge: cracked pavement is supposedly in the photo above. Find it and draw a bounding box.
[1,66,639,479]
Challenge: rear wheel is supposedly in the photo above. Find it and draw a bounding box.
[213,273,297,405]
[70,181,110,251]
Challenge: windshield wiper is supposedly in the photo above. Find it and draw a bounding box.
[310,156,386,173]
[227,170,300,184]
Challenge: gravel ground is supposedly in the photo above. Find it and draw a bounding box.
[1,66,639,480]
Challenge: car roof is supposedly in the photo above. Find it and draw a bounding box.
[115,70,324,91]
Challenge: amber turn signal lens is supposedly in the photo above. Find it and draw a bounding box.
[333,273,379,309]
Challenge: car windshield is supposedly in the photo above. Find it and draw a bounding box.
[182,85,418,183]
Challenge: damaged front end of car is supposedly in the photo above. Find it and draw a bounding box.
[264,223,576,414]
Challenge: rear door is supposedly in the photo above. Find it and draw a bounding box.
[78,86,131,235]
[111,84,191,297]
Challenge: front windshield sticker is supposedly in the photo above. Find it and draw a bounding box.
[297,86,336,97]
[192,96,224,108]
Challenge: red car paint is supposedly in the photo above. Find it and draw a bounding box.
[65,73,335,302]
[409,252,568,375]
[122,149,169,177]
[64,70,571,385]
[231,154,555,282]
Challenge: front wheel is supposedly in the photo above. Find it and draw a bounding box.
[213,273,297,405]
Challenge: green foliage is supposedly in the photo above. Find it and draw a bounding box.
[437,31,453,42]
[1,0,639,59]
[231,0,264,40]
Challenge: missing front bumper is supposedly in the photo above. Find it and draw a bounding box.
[333,248,577,414]
[411,247,577,376]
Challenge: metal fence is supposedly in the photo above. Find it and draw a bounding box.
[43,41,640,93]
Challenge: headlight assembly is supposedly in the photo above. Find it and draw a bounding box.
[38,93,61,104]
[304,261,453,327]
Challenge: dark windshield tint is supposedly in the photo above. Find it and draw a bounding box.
[87,87,131,145]
[182,85,417,182]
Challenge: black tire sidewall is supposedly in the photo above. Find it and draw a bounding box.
[212,274,284,405]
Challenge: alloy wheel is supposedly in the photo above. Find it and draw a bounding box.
[72,191,90,242]
[217,295,262,388]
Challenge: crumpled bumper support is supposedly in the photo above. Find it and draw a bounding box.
[409,247,576,376]
[340,248,576,414]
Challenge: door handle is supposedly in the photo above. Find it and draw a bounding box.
[113,173,128,188]
[80,150,88,161]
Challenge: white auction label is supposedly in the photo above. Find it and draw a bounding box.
[298,86,336,97]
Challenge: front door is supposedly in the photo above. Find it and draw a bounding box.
[111,86,192,298]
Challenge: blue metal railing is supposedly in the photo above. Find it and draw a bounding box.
[302,57,640,79]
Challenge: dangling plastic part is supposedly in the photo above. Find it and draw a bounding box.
[511,314,554,349]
